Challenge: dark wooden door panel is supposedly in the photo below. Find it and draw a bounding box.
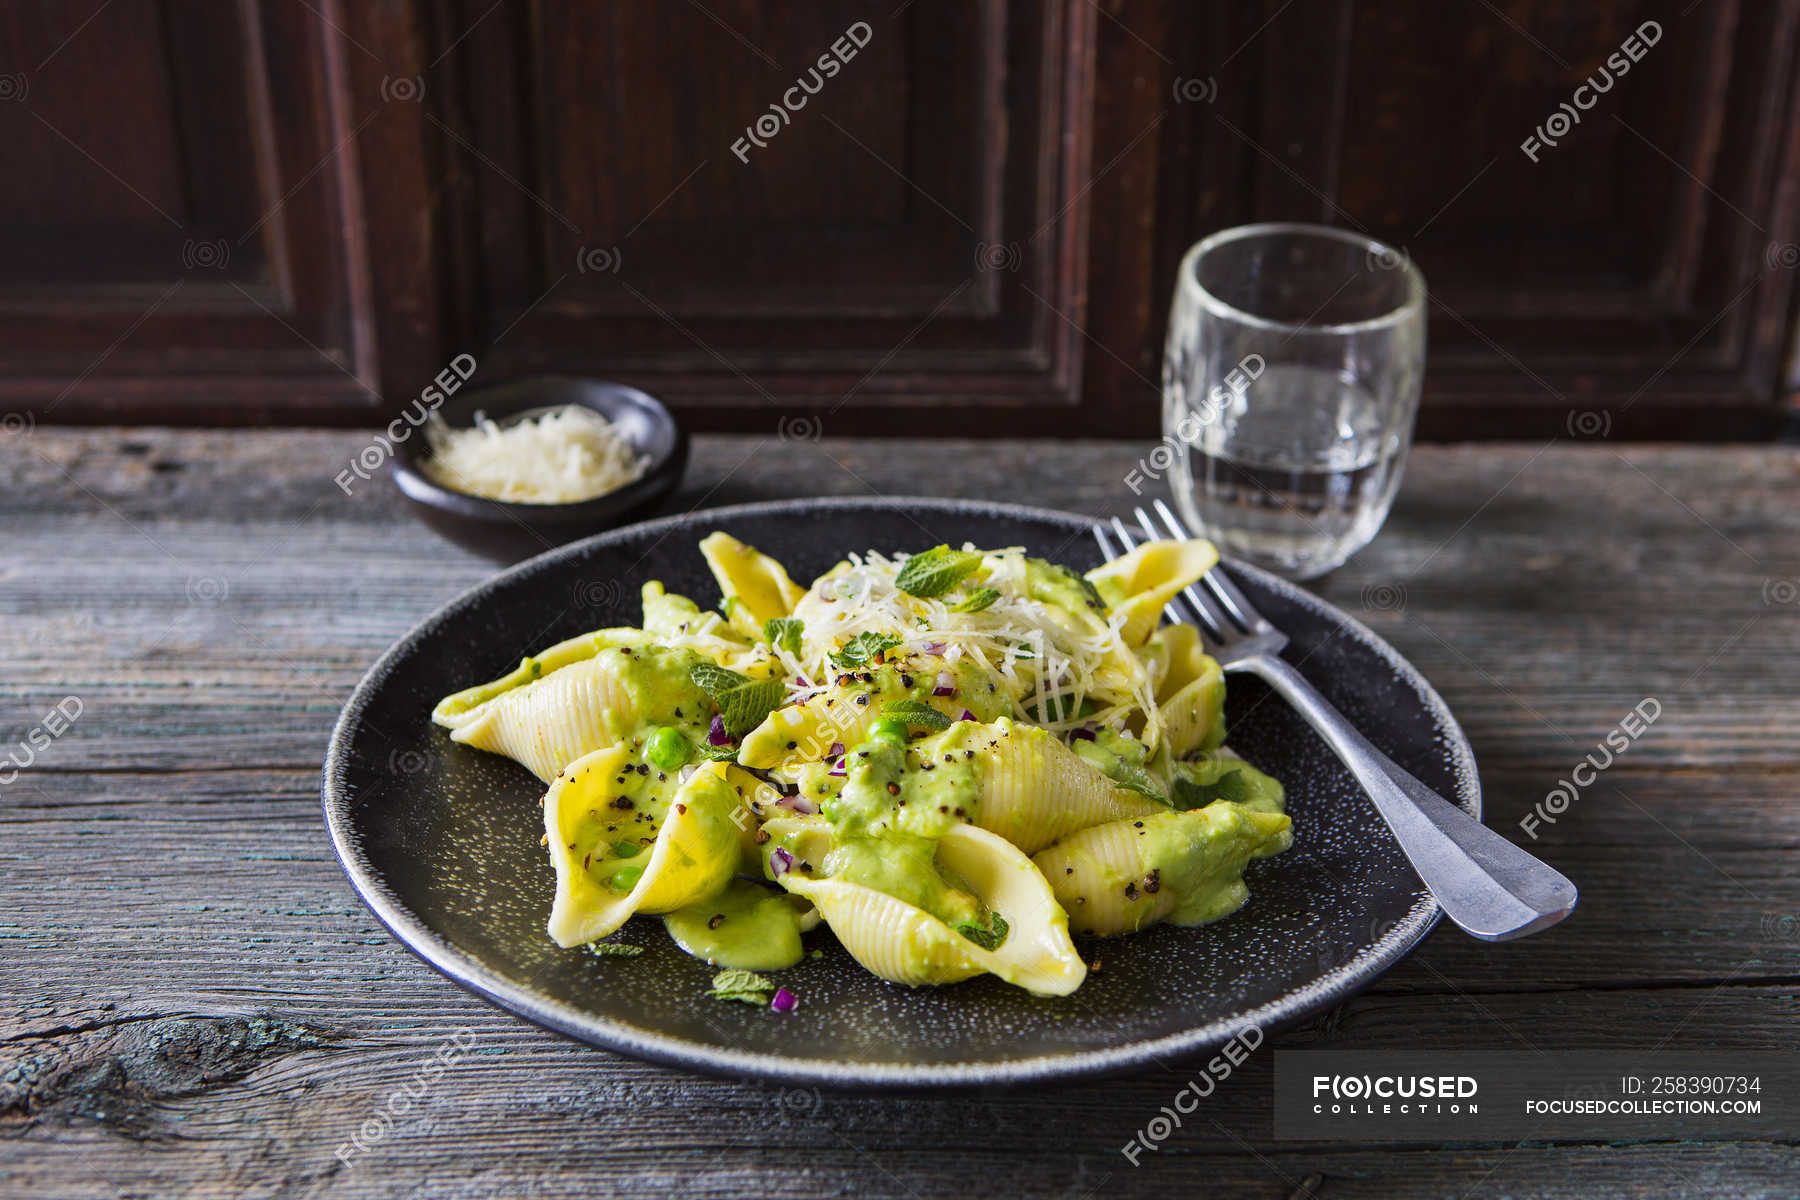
[438,0,1093,431]
[2,0,1796,436]
[1232,0,1798,438]
[0,0,380,422]
[1072,0,1800,440]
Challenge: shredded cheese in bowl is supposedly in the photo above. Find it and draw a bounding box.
[422,405,648,504]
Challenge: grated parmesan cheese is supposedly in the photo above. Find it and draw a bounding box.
[422,405,647,504]
[778,547,1166,751]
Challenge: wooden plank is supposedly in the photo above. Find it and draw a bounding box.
[2,1125,1795,1200]
[3,960,1797,1197]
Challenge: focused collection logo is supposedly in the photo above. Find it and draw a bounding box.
[1311,1073,1480,1116]
[1277,1051,1785,1142]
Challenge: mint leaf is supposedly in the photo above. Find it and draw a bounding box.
[954,911,1009,951]
[1172,768,1250,810]
[881,699,952,731]
[1099,756,1166,804]
[895,545,985,598]
[690,663,785,738]
[1114,763,1165,804]
[586,941,644,958]
[764,617,803,656]
[709,967,776,1005]
[950,587,1001,613]
[693,744,739,762]
[828,631,901,670]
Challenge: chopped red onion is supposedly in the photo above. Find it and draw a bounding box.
[958,709,976,722]
[770,987,797,1013]
[1071,726,1097,741]
[827,742,845,758]
[707,714,730,746]
[922,641,946,655]
[775,794,818,816]
[828,759,846,777]
[770,847,794,877]
[932,671,956,696]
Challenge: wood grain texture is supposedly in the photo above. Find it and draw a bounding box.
[1,430,1796,1197]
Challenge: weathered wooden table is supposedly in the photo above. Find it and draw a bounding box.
[3,430,1796,1198]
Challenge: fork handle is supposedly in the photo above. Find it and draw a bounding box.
[1241,654,1578,941]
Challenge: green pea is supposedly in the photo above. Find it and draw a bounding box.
[644,726,690,771]
[610,864,645,893]
[868,717,911,745]
[610,839,644,859]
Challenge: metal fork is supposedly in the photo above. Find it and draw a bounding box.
[1094,500,1576,942]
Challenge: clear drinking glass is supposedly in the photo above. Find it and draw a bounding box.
[1162,223,1426,579]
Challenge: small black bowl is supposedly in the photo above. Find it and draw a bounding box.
[391,377,687,563]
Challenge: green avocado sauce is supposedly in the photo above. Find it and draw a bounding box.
[1072,725,1151,773]
[750,656,1004,767]
[604,645,717,746]
[664,879,810,970]
[1024,558,1107,616]
[822,835,983,929]
[824,730,983,841]
[780,731,991,930]
[1067,724,1165,802]
[1131,802,1292,926]
[640,582,720,640]
[830,657,1006,721]
[1023,558,1112,638]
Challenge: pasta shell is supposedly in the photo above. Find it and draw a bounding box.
[1159,655,1225,760]
[1032,803,1291,937]
[774,823,1086,995]
[738,696,869,770]
[1085,538,1220,646]
[784,878,984,987]
[963,718,1165,853]
[431,627,648,729]
[447,647,711,782]
[699,532,806,637]
[755,718,1160,852]
[639,580,761,666]
[1147,623,1200,701]
[545,753,751,947]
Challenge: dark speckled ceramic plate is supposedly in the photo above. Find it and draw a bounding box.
[322,497,1479,1088]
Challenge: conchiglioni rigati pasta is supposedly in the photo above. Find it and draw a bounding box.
[429,533,1292,996]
